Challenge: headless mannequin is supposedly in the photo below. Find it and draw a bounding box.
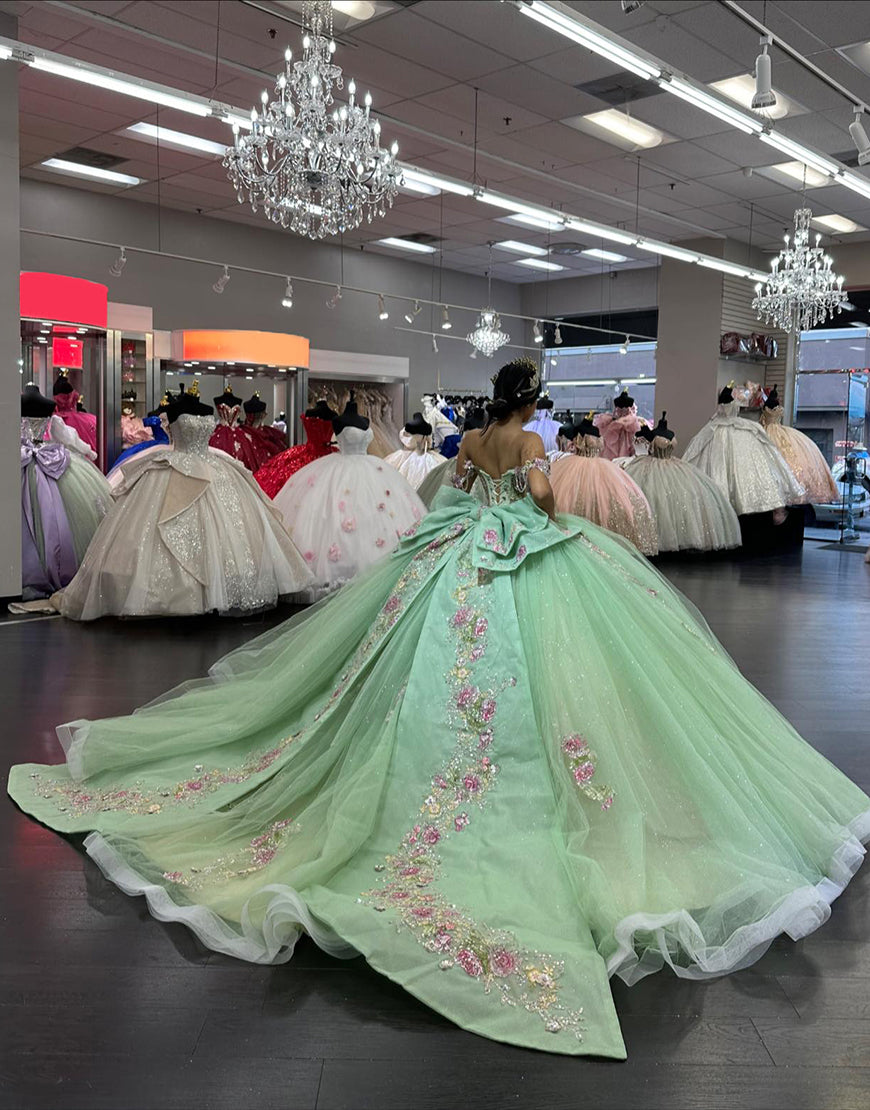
[404,412,433,438]
[650,411,674,441]
[613,389,634,414]
[306,399,339,422]
[22,384,56,418]
[718,385,734,404]
[333,394,369,434]
[213,388,243,408]
[52,373,73,397]
[764,385,781,410]
[576,416,600,439]
[535,396,554,413]
[168,383,214,423]
[463,407,486,432]
[243,395,267,424]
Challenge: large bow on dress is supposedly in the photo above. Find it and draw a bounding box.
[21,439,77,592]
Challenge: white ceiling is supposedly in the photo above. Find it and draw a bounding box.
[10,0,870,282]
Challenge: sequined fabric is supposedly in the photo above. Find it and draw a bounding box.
[760,406,839,504]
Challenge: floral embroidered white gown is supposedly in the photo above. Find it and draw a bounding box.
[9,459,869,1059]
[273,425,425,594]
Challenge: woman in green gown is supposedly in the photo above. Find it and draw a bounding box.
[8,358,869,1059]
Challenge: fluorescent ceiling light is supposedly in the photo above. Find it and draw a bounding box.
[40,158,144,186]
[519,1,660,80]
[503,212,566,231]
[709,74,791,120]
[399,175,440,196]
[376,237,437,253]
[812,213,863,234]
[126,122,227,156]
[515,257,565,271]
[0,44,12,61]
[839,170,870,202]
[494,239,548,256]
[581,248,629,263]
[698,258,767,280]
[580,109,665,149]
[661,76,763,135]
[759,132,839,179]
[332,0,377,19]
[399,166,474,197]
[564,218,636,246]
[32,56,211,117]
[768,160,832,188]
[637,240,700,262]
[476,190,564,227]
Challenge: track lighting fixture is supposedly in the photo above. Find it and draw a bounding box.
[532,320,543,343]
[431,333,439,354]
[751,36,776,111]
[441,305,452,331]
[281,277,293,309]
[327,285,342,310]
[404,299,422,324]
[554,324,563,346]
[212,264,230,294]
[850,109,870,167]
[621,0,645,11]
[619,335,630,355]
[108,247,127,278]
[377,293,388,320]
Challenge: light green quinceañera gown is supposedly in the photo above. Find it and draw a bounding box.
[8,459,870,1059]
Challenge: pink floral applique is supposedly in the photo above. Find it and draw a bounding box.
[327,544,341,562]
[474,617,488,638]
[303,551,315,562]
[573,762,595,784]
[451,607,472,628]
[383,595,401,614]
[338,500,346,512]
[478,730,493,749]
[457,948,484,978]
[341,517,357,533]
[377,503,386,512]
[422,825,440,845]
[490,948,518,978]
[480,698,496,723]
[483,528,499,548]
[561,734,614,810]
[456,686,477,709]
[375,538,386,548]
[454,812,470,831]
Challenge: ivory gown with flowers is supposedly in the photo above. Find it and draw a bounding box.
[8,458,869,1059]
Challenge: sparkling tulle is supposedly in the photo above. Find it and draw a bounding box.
[760,408,838,504]
[8,476,868,1059]
[255,416,337,499]
[625,437,742,553]
[383,435,446,490]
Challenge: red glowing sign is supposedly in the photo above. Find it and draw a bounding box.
[52,337,83,369]
[19,272,108,329]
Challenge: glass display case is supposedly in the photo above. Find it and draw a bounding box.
[106,330,158,467]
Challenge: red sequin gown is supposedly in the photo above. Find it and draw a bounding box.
[255,415,337,499]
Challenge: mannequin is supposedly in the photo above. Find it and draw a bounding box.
[594,390,643,462]
[169,381,214,421]
[255,398,338,499]
[332,392,370,435]
[51,371,98,456]
[649,411,674,441]
[213,386,243,409]
[22,383,56,418]
[52,372,73,397]
[404,412,433,437]
[241,392,284,461]
[306,399,339,422]
[384,412,445,490]
[759,386,838,503]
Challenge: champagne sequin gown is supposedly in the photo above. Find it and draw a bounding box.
[625,435,742,553]
[759,406,838,504]
[10,459,869,1058]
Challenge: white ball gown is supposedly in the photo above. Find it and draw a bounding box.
[56,413,312,619]
[625,435,742,553]
[273,424,425,593]
[523,408,560,453]
[383,433,446,490]
[759,404,838,504]
[683,400,805,515]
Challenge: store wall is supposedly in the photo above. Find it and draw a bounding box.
[518,267,659,337]
[19,179,522,403]
[0,12,20,596]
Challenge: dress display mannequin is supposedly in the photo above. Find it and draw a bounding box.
[550,417,658,555]
[683,386,805,516]
[9,357,869,1062]
[208,387,264,471]
[51,372,98,456]
[255,400,339,499]
[384,413,446,490]
[273,396,425,595]
[759,387,838,504]
[109,396,172,474]
[626,414,741,553]
[20,384,111,598]
[241,394,286,461]
[523,395,559,454]
[594,390,644,461]
[421,395,460,458]
[53,384,312,619]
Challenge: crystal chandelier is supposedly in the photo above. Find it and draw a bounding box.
[224,1,400,239]
[467,245,510,357]
[753,207,846,333]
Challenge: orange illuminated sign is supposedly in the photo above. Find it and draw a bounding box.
[20,272,108,328]
[174,330,309,368]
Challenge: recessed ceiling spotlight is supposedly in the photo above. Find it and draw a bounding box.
[573,109,665,149]
[709,75,790,120]
[621,0,645,11]
[581,248,629,263]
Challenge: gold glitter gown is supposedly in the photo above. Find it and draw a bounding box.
[760,405,838,504]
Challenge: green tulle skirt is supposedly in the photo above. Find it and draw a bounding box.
[8,488,869,1059]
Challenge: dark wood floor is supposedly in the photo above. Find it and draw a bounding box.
[2,544,869,1110]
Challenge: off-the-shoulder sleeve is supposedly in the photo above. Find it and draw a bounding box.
[451,459,477,489]
[514,456,550,492]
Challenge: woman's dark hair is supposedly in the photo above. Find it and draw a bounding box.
[485,357,541,428]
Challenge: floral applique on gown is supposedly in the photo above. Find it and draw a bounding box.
[272,425,424,594]
[683,400,805,515]
[55,413,312,619]
[625,436,741,553]
[550,435,658,555]
[209,403,276,473]
[383,434,447,491]
[20,415,112,595]
[759,406,838,504]
[255,415,337,500]
[9,457,869,1059]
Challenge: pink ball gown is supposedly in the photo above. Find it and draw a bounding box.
[53,390,97,456]
[595,406,643,462]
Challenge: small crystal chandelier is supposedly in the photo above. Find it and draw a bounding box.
[224,1,400,239]
[753,207,846,333]
[467,244,510,358]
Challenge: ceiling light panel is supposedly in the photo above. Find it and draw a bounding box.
[709,74,792,120]
[126,122,227,156]
[375,237,438,253]
[766,161,832,188]
[581,248,629,263]
[515,257,565,271]
[40,158,144,186]
[494,240,549,256]
[577,109,666,149]
[812,213,864,234]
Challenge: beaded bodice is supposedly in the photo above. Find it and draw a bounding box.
[215,403,241,428]
[760,406,784,428]
[455,458,551,506]
[336,426,373,456]
[716,400,742,419]
[21,416,50,444]
[649,435,676,459]
[301,414,335,449]
[574,434,601,459]
[170,414,215,455]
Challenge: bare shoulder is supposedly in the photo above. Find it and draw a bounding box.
[521,430,547,459]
